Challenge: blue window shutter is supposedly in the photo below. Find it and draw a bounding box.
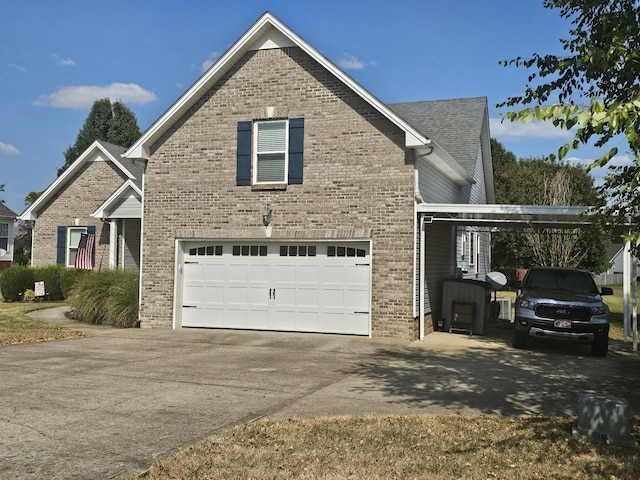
[236,121,252,186]
[288,118,304,184]
[56,226,66,265]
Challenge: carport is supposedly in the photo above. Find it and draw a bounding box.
[416,203,638,351]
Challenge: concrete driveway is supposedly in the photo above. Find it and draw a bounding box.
[1,308,638,479]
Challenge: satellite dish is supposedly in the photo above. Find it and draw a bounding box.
[0,248,6,257]
[486,271,508,290]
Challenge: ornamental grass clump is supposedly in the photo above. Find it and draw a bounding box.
[68,269,139,327]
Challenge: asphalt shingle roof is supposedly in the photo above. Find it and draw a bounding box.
[388,97,488,175]
[0,202,18,219]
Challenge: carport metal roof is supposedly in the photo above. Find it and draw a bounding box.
[416,203,638,351]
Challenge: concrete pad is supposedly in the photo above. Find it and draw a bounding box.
[0,307,638,479]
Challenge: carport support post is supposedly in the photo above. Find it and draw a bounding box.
[624,239,631,342]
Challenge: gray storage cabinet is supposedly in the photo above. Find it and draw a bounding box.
[441,279,493,334]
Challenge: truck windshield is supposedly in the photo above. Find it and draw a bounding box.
[524,269,598,293]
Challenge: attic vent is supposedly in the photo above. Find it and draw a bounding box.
[250,30,295,51]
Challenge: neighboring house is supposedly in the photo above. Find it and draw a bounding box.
[593,244,638,285]
[0,203,18,271]
[20,140,143,271]
[123,12,494,340]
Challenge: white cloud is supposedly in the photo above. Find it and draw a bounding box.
[200,51,220,73]
[0,142,20,154]
[336,53,376,71]
[34,83,159,110]
[566,154,634,169]
[490,118,573,140]
[52,54,75,66]
[7,63,27,72]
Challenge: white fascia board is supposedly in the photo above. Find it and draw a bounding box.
[417,143,474,186]
[91,180,143,219]
[416,203,592,216]
[124,12,431,160]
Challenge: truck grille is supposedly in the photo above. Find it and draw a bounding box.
[535,304,591,321]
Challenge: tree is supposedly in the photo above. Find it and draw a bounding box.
[499,0,640,245]
[59,98,142,175]
[491,139,610,272]
[24,190,42,206]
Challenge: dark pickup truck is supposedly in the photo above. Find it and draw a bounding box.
[513,266,613,357]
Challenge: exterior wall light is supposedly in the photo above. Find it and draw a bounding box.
[261,200,272,226]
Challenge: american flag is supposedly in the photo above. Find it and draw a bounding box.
[74,233,95,270]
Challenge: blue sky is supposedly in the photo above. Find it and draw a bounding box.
[0,0,629,214]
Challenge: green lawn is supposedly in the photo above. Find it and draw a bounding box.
[0,299,85,345]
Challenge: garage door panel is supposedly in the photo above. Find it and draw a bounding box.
[181,242,370,335]
[273,286,296,306]
[297,288,318,307]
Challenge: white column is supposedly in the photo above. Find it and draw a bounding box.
[109,220,117,269]
[623,239,631,341]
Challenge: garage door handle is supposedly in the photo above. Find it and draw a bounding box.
[183,305,197,308]
[354,311,369,314]
[269,288,276,299]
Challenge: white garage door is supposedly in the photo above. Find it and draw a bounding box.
[180,242,370,335]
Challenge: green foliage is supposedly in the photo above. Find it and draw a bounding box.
[491,140,610,272]
[22,289,35,302]
[59,98,142,175]
[499,0,640,247]
[0,265,34,302]
[68,269,139,327]
[31,264,86,301]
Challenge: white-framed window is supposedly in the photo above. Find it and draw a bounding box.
[0,222,8,252]
[253,120,288,184]
[469,231,477,266]
[67,227,87,267]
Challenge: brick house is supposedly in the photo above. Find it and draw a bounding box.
[123,12,494,340]
[0,203,18,271]
[20,140,143,271]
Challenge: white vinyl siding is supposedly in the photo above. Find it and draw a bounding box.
[416,155,463,204]
[254,120,288,183]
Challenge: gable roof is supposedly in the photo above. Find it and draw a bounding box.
[388,97,489,176]
[0,203,18,219]
[92,180,143,219]
[125,11,436,162]
[20,140,140,221]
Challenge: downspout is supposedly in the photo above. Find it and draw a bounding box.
[419,214,426,341]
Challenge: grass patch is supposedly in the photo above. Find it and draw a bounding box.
[134,415,640,480]
[0,301,85,345]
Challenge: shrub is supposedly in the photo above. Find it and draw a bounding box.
[32,265,67,301]
[68,269,139,327]
[22,289,36,302]
[0,265,35,302]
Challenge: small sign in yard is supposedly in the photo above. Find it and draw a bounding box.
[34,281,45,297]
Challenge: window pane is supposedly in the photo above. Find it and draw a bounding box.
[337,247,346,257]
[69,228,85,248]
[357,249,365,257]
[257,122,286,152]
[206,246,214,256]
[0,238,7,250]
[215,246,223,256]
[347,247,355,257]
[308,246,316,256]
[250,245,258,256]
[0,223,8,237]
[68,249,77,266]
[233,246,240,256]
[259,246,267,256]
[257,153,285,182]
[197,247,206,255]
[280,246,288,256]
[289,246,297,256]
[189,248,197,255]
[327,246,335,257]
[242,245,249,256]
[299,246,307,256]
